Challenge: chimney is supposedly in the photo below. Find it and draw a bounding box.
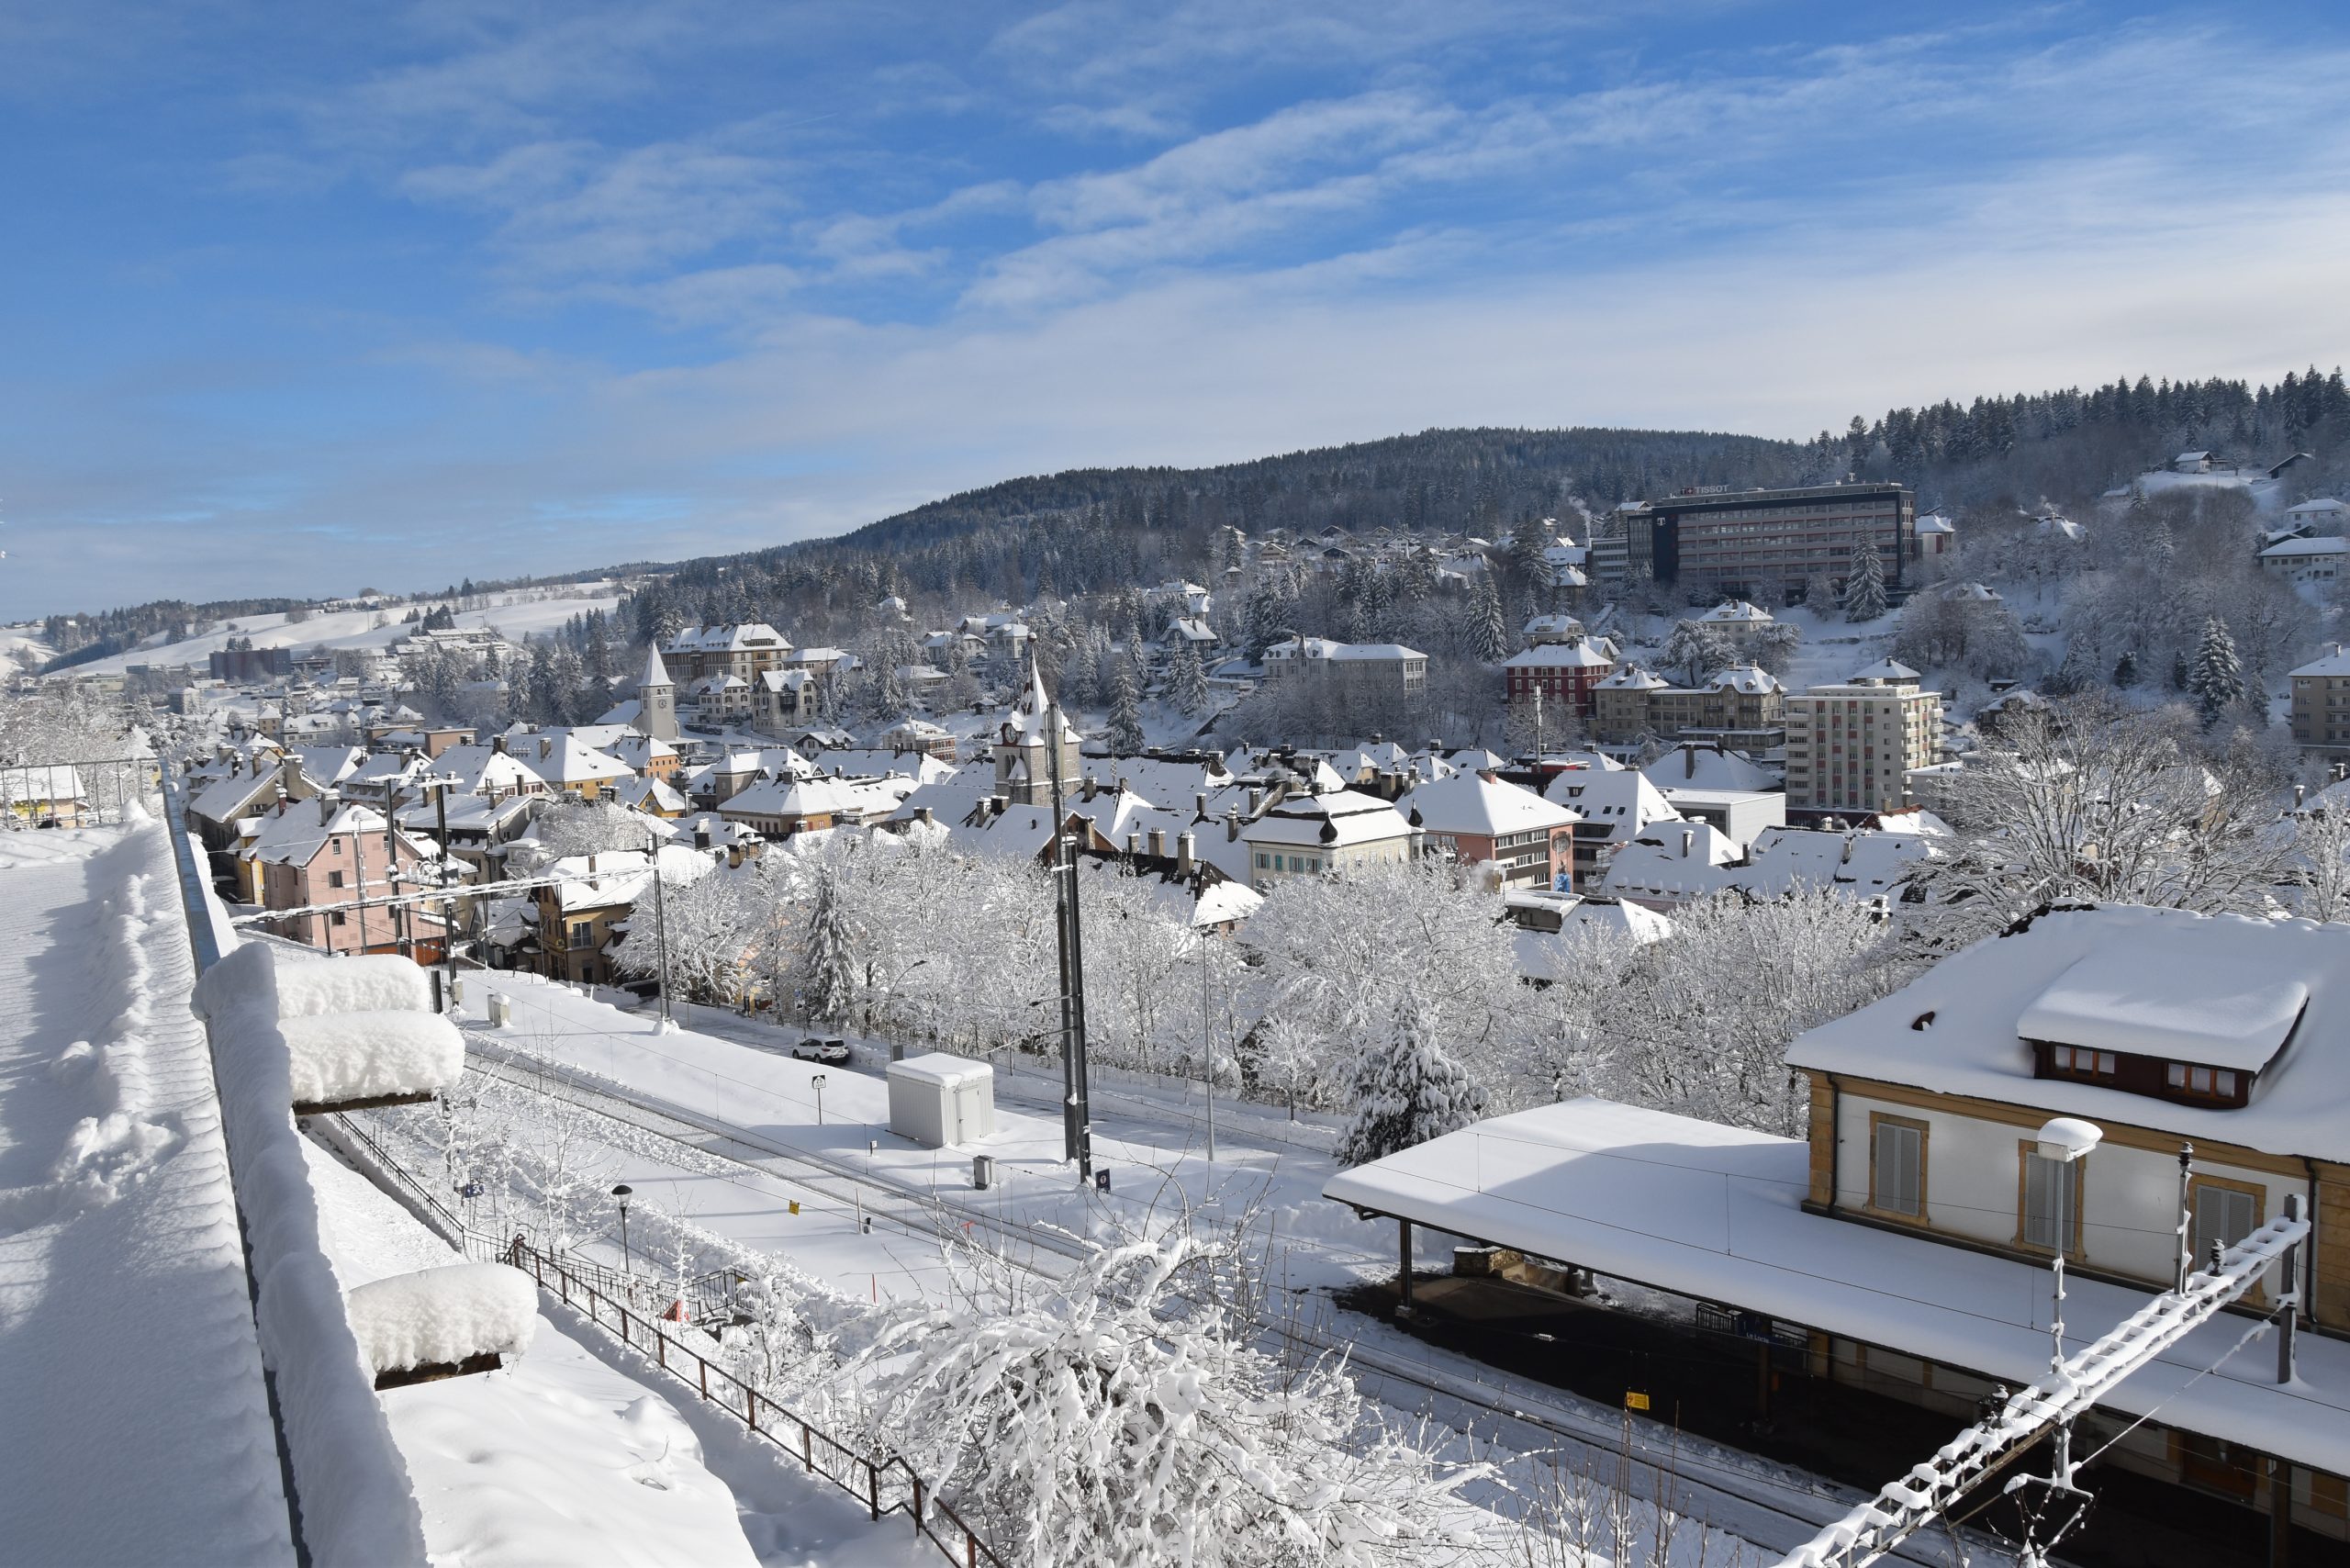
[1125,832,1141,858]
[1680,828,1690,858]
[2295,784,2307,810]
[538,737,552,760]
[695,824,711,849]
[493,734,507,754]
[587,854,597,874]
[1684,745,1695,780]
[1247,788,1264,817]
[319,795,333,826]
[1193,791,1208,822]
[1082,776,1098,801]
[1148,828,1167,858]
[1177,831,1194,876]
[1225,806,1241,842]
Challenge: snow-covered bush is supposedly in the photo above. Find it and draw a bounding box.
[345,1262,536,1377]
[274,953,435,1018]
[279,1010,464,1106]
[843,1229,1489,1568]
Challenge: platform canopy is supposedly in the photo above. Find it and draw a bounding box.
[1323,1098,2350,1476]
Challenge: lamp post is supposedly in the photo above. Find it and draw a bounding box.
[612,1183,634,1274]
[2032,1116,2101,1503]
[811,1073,827,1126]
[1196,921,1216,1164]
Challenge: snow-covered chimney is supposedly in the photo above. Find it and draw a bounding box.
[1225,806,1241,843]
[1193,791,1208,822]
[1684,745,1695,780]
[492,734,507,754]
[1177,832,1194,876]
[319,795,333,826]
[1147,828,1166,858]
[587,855,597,874]
[2296,784,2308,810]
[1247,788,1263,817]
[1679,828,1689,859]
[538,737,552,761]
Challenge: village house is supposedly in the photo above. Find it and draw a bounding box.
[1394,770,1579,891]
[1239,786,1419,889]
[1540,761,1681,884]
[1503,631,1616,722]
[249,795,441,958]
[2262,534,2349,586]
[1592,664,1785,748]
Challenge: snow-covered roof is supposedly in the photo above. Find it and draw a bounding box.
[0,764,84,804]
[1707,664,1779,695]
[542,846,711,913]
[1916,510,1957,535]
[522,734,636,786]
[2291,645,2350,679]
[1396,772,1579,837]
[1601,821,1741,902]
[806,747,957,784]
[1242,789,1416,850]
[1696,599,1774,626]
[1323,1096,2350,1477]
[609,776,688,814]
[2285,498,2347,516]
[1845,658,1922,684]
[665,623,789,654]
[2260,534,2349,557]
[1542,767,1677,845]
[1643,747,1778,793]
[1520,613,1584,641]
[1595,664,1668,691]
[638,644,671,689]
[1327,642,1427,662]
[1787,906,2350,1159]
[430,745,548,797]
[1503,638,1613,670]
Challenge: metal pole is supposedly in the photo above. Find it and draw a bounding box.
[350,807,371,955]
[1533,686,1543,767]
[1199,925,1214,1164]
[435,781,457,1004]
[2177,1142,2195,1293]
[650,831,674,1026]
[1045,688,1091,1176]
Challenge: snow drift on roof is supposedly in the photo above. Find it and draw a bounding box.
[2016,941,2308,1072]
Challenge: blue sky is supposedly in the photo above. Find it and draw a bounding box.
[6,2,2349,620]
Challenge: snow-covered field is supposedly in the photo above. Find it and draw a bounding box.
[0,817,293,1563]
[63,581,626,677]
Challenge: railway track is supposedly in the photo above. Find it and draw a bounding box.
[451,1036,1998,1565]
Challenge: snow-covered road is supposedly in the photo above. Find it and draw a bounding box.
[0,819,294,1564]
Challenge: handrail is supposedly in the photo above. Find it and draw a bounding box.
[325,1113,1005,1568]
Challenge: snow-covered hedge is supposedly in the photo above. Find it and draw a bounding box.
[275,954,435,1019]
[189,940,432,1567]
[280,1011,464,1107]
[347,1263,536,1378]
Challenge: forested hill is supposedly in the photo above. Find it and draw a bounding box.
[625,368,2348,642]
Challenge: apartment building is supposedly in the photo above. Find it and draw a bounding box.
[662,623,792,684]
[1263,635,1429,702]
[1785,659,1943,817]
[2289,644,2350,758]
[1591,664,1785,747]
[1502,633,1616,721]
[1601,482,1920,601]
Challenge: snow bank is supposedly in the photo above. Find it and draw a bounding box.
[275,953,436,1019]
[347,1264,537,1378]
[190,940,432,1567]
[280,1010,464,1106]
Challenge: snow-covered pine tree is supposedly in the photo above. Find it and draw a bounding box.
[1841,534,1889,622]
[2188,615,2244,726]
[802,864,857,1025]
[1464,573,1509,663]
[2046,636,2095,696]
[2112,648,2140,689]
[1168,640,1208,715]
[2146,516,2177,571]
[1060,639,1097,708]
[1106,661,1145,754]
[1334,992,1487,1168]
[1659,621,1734,687]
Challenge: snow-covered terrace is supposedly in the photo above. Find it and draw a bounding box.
[1324,1098,2350,1477]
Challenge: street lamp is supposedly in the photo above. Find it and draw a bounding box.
[2032,1117,2101,1499]
[611,1183,634,1273]
[811,1072,827,1126]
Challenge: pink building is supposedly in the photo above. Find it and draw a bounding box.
[247,796,442,958]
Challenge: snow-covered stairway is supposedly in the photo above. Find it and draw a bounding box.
[0,820,296,1564]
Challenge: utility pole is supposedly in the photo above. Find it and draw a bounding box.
[350,804,371,955]
[1197,920,1216,1163]
[434,778,458,1007]
[1045,688,1092,1176]
[1532,687,1544,771]
[648,829,675,1028]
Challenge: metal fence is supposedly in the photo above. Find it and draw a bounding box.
[323,1112,1006,1568]
[0,755,161,829]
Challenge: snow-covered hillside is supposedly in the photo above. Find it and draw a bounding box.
[64,582,626,677]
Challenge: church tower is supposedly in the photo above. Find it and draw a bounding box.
[637,644,678,742]
[992,650,1082,805]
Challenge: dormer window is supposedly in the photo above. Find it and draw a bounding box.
[2165,1062,2242,1104]
[2047,1044,2116,1081]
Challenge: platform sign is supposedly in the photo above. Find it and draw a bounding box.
[1625,1391,1651,1412]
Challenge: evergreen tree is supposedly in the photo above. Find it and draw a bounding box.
[1168,640,1209,716]
[2046,637,2095,696]
[2145,517,2177,572]
[1841,535,1888,622]
[2112,649,2140,689]
[2170,649,2192,691]
[1660,621,1735,687]
[1106,660,1146,754]
[1463,573,1509,663]
[1334,993,1486,1169]
[802,866,857,1025]
[2188,616,2244,726]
